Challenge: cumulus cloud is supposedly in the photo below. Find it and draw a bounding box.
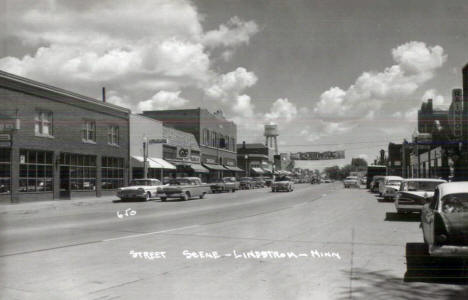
[314,41,447,120]
[137,90,189,112]
[421,89,446,106]
[0,0,259,109]
[205,67,258,101]
[203,16,259,48]
[265,98,298,123]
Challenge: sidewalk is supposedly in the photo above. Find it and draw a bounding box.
[0,195,118,215]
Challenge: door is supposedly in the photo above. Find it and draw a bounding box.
[59,166,71,199]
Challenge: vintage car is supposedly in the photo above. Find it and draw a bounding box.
[239,177,254,190]
[272,176,294,192]
[370,176,385,193]
[421,182,468,257]
[406,182,468,280]
[116,178,163,201]
[252,177,266,188]
[395,178,446,214]
[157,177,210,201]
[343,176,359,188]
[380,176,403,199]
[209,177,239,193]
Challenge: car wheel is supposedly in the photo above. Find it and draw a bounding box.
[181,192,190,201]
[145,192,151,201]
[160,197,167,202]
[199,192,206,199]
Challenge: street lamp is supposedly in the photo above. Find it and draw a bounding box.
[244,154,248,177]
[143,136,148,179]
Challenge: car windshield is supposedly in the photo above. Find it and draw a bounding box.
[387,180,402,185]
[129,180,155,186]
[441,193,468,213]
[276,176,291,181]
[168,179,190,185]
[404,181,443,192]
[346,177,357,180]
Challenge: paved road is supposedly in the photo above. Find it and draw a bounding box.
[1,183,468,299]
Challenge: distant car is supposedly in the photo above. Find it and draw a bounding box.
[264,177,274,187]
[158,177,210,201]
[323,179,331,183]
[209,177,239,193]
[239,177,254,190]
[380,176,403,200]
[360,177,367,185]
[117,179,163,201]
[343,176,359,188]
[252,177,266,188]
[272,176,294,192]
[395,178,446,214]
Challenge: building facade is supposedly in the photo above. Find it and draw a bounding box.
[142,108,240,179]
[237,142,274,177]
[0,71,130,203]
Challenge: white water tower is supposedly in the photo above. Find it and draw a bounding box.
[264,124,279,155]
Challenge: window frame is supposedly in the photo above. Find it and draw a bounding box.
[34,110,53,137]
[82,120,97,143]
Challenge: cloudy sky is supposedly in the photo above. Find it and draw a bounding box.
[1,0,467,168]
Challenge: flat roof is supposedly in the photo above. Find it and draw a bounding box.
[0,70,130,114]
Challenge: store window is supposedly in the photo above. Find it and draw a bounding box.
[19,150,53,192]
[34,110,53,137]
[82,120,96,142]
[108,125,119,146]
[102,157,124,189]
[60,153,96,191]
[0,149,10,194]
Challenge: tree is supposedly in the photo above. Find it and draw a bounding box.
[351,158,368,170]
[324,165,340,180]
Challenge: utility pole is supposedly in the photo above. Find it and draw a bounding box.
[143,137,148,179]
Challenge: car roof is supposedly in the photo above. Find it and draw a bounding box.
[385,176,403,180]
[402,178,447,183]
[438,182,468,196]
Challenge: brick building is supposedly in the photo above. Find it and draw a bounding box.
[0,71,130,203]
[142,108,240,179]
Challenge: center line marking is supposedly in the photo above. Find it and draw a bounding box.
[103,225,200,242]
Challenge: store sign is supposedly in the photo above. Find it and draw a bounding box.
[20,155,26,164]
[178,148,188,158]
[149,138,168,144]
[290,151,345,160]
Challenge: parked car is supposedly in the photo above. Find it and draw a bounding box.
[343,176,359,188]
[370,176,385,193]
[252,177,266,188]
[264,177,274,187]
[272,176,294,192]
[209,177,239,193]
[116,178,163,201]
[406,182,468,278]
[158,177,210,201]
[380,176,404,200]
[239,177,254,190]
[395,178,446,214]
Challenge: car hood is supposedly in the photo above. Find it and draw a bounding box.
[385,184,400,189]
[400,191,433,198]
[274,181,291,184]
[162,185,194,191]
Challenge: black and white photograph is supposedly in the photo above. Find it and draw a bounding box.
[1,0,468,299]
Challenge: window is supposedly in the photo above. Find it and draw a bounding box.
[19,150,53,192]
[60,153,96,191]
[108,126,119,145]
[82,120,96,142]
[0,149,10,194]
[35,110,53,136]
[202,129,209,146]
[102,157,124,189]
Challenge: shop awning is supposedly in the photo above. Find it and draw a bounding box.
[203,163,228,171]
[190,164,209,173]
[224,166,244,172]
[149,157,176,170]
[132,156,163,168]
[251,167,265,174]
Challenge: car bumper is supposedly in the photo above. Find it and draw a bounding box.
[395,203,422,212]
[429,245,468,257]
[272,186,290,191]
[157,192,184,198]
[117,192,146,199]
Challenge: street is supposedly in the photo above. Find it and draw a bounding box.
[1,183,467,299]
